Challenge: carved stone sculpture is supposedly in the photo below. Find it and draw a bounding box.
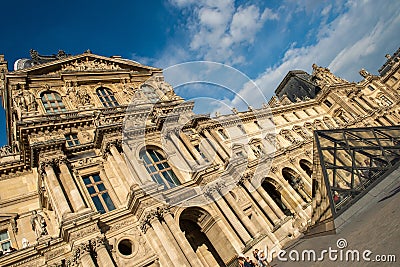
[30,210,48,239]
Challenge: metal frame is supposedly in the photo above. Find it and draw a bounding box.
[314,125,400,217]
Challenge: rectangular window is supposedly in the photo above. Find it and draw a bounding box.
[65,133,80,147]
[82,174,115,214]
[0,231,11,251]
[324,99,333,108]
[367,85,375,91]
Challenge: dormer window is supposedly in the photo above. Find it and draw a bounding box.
[97,87,119,107]
[41,91,66,113]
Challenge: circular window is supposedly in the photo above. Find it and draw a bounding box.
[118,239,133,256]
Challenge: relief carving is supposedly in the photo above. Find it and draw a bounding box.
[62,58,123,72]
[14,89,37,112]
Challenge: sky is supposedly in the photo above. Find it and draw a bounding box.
[0,0,399,146]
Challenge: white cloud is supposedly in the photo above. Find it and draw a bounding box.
[170,0,278,65]
[230,0,400,110]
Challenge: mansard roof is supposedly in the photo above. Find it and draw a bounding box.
[10,50,161,76]
[275,70,320,102]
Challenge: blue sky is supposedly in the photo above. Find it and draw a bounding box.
[0,0,399,146]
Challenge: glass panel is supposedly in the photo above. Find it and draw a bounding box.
[97,183,106,192]
[0,231,8,241]
[167,169,181,185]
[141,154,152,164]
[149,150,160,162]
[47,94,54,101]
[152,173,165,186]
[102,193,116,211]
[157,163,165,170]
[93,175,101,182]
[162,171,173,184]
[83,177,91,185]
[2,241,11,251]
[148,165,157,173]
[87,186,96,194]
[91,196,105,214]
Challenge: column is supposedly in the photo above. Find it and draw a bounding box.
[58,159,86,212]
[203,131,227,163]
[150,216,190,266]
[168,131,194,170]
[280,183,308,219]
[76,243,96,267]
[41,161,71,221]
[213,217,242,253]
[223,193,259,237]
[145,224,175,266]
[93,237,115,267]
[163,212,204,266]
[200,135,223,165]
[109,144,135,188]
[360,95,378,109]
[209,191,252,244]
[241,179,279,225]
[198,244,219,267]
[207,130,230,160]
[180,132,207,165]
[255,186,286,220]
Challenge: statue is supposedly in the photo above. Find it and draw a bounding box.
[30,210,48,239]
[14,90,37,112]
[359,68,371,78]
[23,90,37,112]
[312,63,347,86]
[22,238,29,248]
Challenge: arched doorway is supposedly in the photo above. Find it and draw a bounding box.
[299,159,313,177]
[179,207,235,267]
[282,167,310,203]
[261,181,292,216]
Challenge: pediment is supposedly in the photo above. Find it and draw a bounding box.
[11,53,160,76]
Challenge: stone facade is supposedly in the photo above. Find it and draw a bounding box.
[0,48,399,266]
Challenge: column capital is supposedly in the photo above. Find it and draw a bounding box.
[140,206,169,233]
[90,235,107,250]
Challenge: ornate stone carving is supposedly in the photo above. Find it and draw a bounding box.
[312,63,347,86]
[14,89,37,112]
[30,210,48,239]
[359,68,371,78]
[62,58,123,72]
[0,145,13,157]
[67,84,92,106]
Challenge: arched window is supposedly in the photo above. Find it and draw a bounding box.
[41,91,66,113]
[97,87,119,107]
[141,85,159,103]
[300,159,313,177]
[140,148,180,189]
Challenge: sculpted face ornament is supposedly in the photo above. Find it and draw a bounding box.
[122,61,276,207]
